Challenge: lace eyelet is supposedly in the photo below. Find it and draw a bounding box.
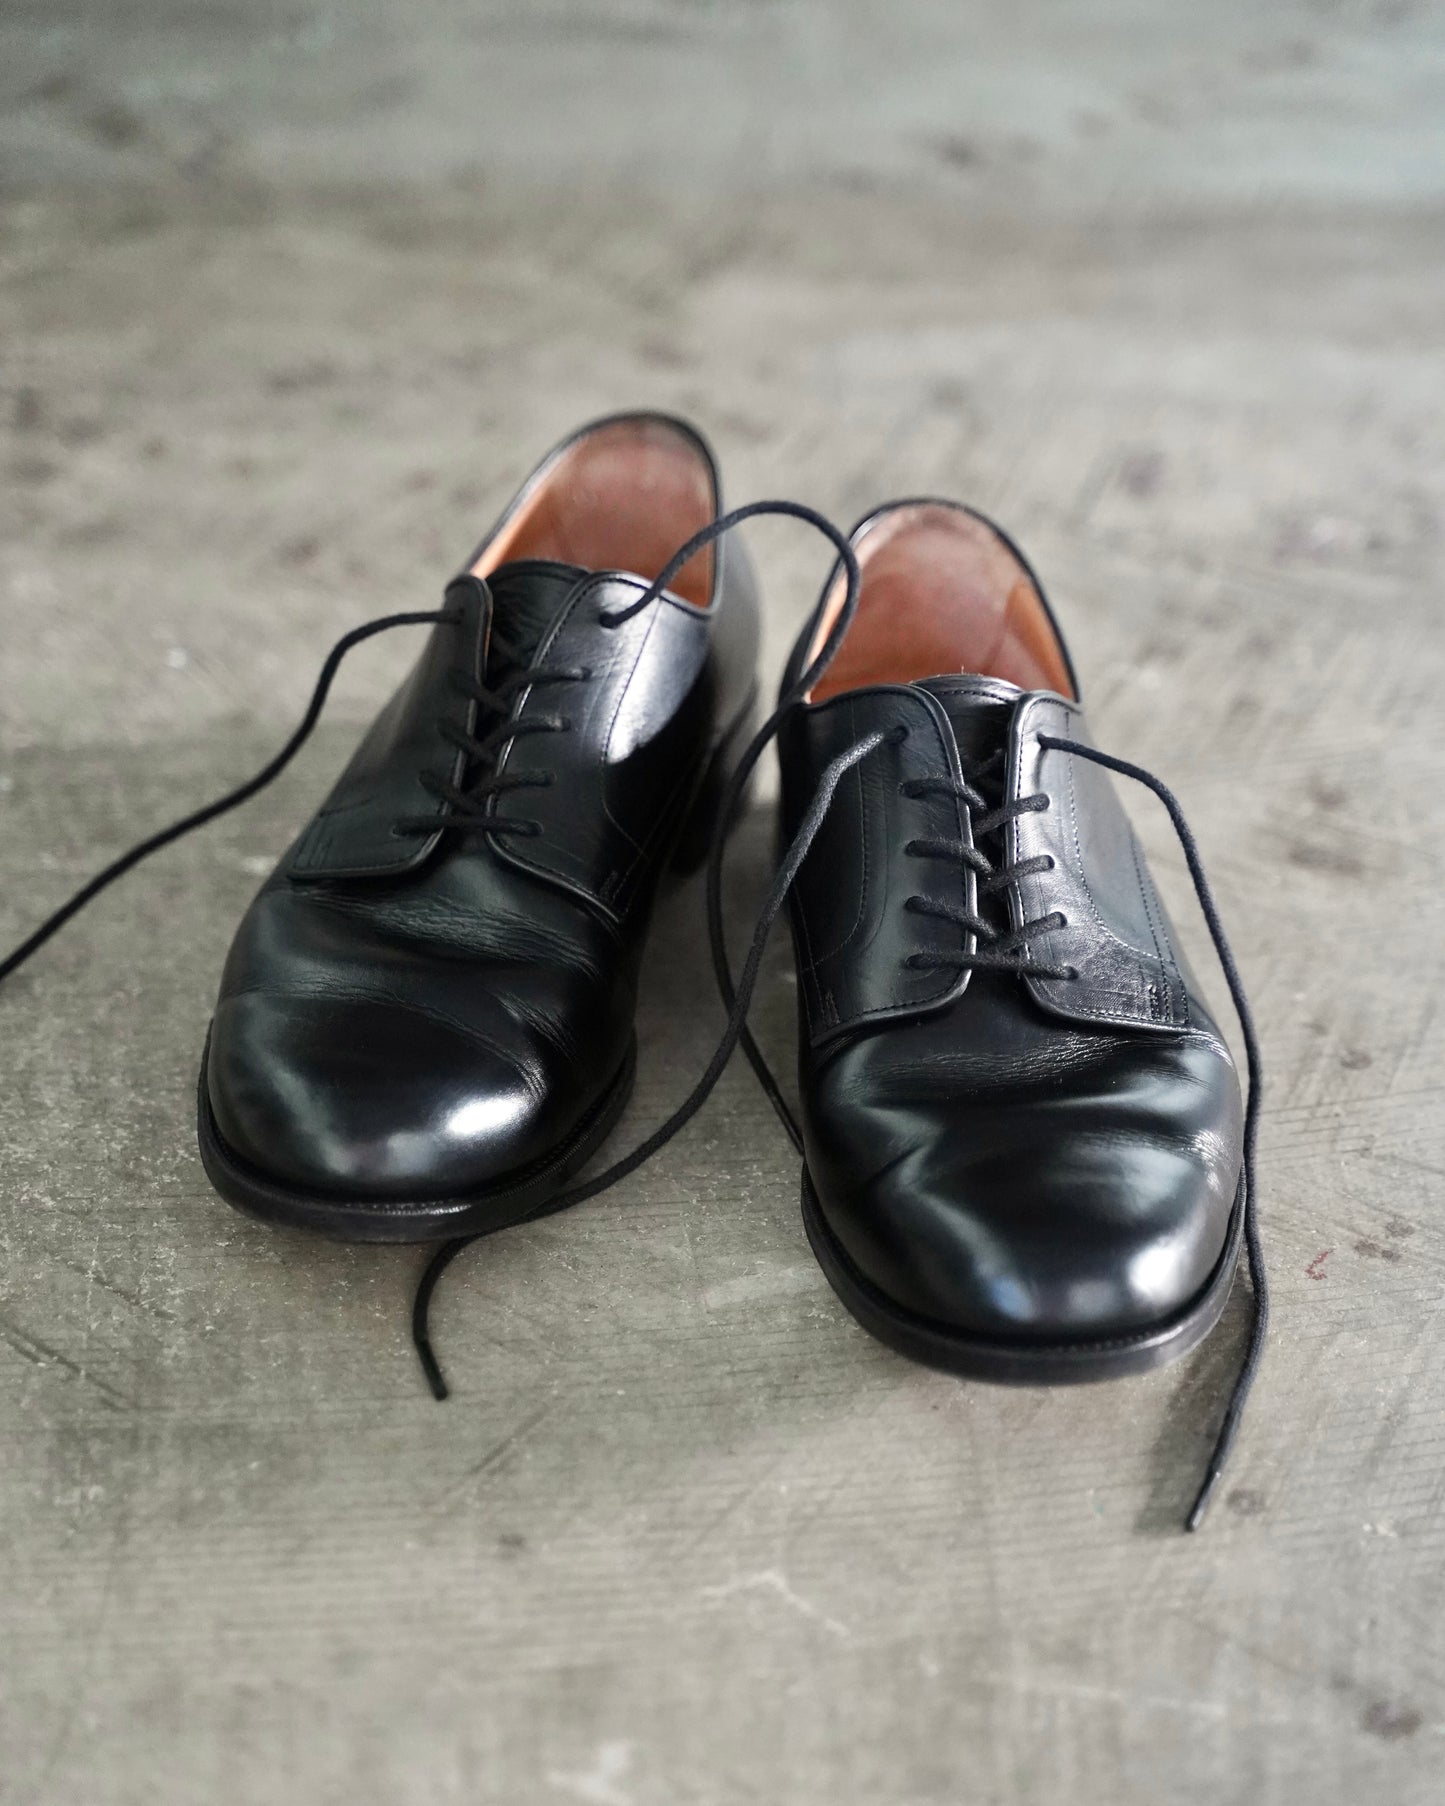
[1063,966,1080,981]
[888,724,909,746]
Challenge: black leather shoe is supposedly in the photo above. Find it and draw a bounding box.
[774,501,1247,1383]
[197,413,760,1240]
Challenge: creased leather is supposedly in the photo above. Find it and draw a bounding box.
[781,686,977,1045]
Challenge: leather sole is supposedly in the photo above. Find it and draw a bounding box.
[197,1033,638,1243]
[800,1167,1245,1384]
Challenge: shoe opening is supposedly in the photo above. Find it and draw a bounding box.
[805,501,1076,702]
[471,416,718,606]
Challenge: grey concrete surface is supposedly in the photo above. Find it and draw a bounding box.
[2,4,1444,1803]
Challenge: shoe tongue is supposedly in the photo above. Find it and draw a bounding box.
[484,559,590,676]
[915,674,1024,764]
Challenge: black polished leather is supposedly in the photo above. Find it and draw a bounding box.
[204,416,759,1224]
[780,521,1243,1351]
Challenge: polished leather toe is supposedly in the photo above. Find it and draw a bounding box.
[207,990,587,1198]
[805,995,1242,1342]
[205,819,637,1204]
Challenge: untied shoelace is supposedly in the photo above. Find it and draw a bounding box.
[0,500,1266,1531]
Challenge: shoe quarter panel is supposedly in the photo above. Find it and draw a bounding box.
[488,574,719,919]
[783,687,977,1046]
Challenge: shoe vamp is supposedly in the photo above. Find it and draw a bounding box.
[220,844,633,1071]
[803,970,1243,1217]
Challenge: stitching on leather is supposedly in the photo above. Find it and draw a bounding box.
[1126,829,1164,974]
[1054,709,1183,982]
[1061,738,1135,951]
[1126,825,1186,1026]
[1015,698,1182,1028]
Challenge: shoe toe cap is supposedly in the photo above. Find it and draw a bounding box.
[811,1035,1242,1343]
[206,993,565,1199]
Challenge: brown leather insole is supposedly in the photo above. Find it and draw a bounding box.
[473,418,716,606]
[809,504,1075,701]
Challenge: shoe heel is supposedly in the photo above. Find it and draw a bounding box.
[670,695,759,876]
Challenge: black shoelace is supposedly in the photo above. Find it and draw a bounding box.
[393,628,589,842]
[898,747,1075,982]
[0,503,1265,1532]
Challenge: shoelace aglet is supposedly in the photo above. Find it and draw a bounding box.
[1185,1487,1215,1534]
[1184,1399,1244,1531]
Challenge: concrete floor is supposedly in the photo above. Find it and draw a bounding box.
[3,4,1444,1802]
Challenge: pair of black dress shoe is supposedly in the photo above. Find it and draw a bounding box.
[2,412,1265,1528]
